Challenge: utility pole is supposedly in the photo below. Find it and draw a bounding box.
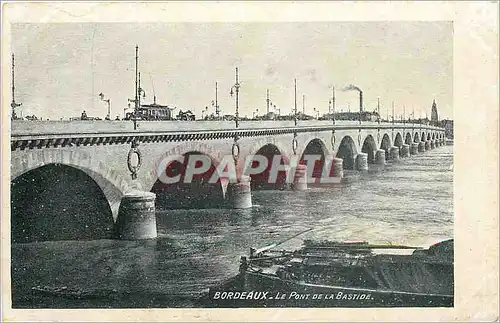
[302,94,305,115]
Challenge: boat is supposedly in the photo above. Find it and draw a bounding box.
[208,235,453,308]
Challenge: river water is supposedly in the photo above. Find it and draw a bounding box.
[11,145,453,308]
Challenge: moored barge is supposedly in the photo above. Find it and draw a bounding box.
[209,238,453,307]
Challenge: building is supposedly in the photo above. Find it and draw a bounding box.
[440,119,454,139]
[431,100,439,124]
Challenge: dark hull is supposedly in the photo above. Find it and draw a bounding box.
[208,271,452,308]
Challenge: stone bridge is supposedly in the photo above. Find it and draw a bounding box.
[10,120,446,241]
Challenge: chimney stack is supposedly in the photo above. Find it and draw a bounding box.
[359,91,363,113]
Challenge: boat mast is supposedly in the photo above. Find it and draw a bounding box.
[11,53,22,120]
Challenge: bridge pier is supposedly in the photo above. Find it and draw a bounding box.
[410,143,419,155]
[389,146,400,161]
[425,140,431,151]
[356,153,368,171]
[292,164,308,191]
[228,175,253,209]
[400,144,410,157]
[418,141,425,152]
[115,190,157,240]
[332,157,344,179]
[375,149,386,166]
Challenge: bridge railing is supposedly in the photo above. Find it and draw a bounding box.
[11,120,444,137]
[10,120,445,151]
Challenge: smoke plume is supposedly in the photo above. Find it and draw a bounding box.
[342,84,362,92]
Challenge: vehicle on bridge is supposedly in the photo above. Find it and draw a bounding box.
[124,101,177,121]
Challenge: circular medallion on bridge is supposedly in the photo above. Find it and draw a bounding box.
[292,138,298,155]
[127,146,142,180]
[358,133,361,146]
[232,142,240,160]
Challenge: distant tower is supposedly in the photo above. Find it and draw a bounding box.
[431,100,439,123]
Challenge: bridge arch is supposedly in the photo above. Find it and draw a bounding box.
[361,135,377,164]
[11,149,129,222]
[10,150,129,242]
[151,150,225,209]
[427,133,431,141]
[394,132,403,147]
[421,132,426,142]
[414,132,420,143]
[336,135,357,170]
[244,143,290,190]
[299,138,329,181]
[405,132,413,145]
[380,133,391,160]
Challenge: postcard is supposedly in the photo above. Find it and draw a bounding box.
[1,1,498,322]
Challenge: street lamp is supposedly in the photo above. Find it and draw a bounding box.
[392,101,395,125]
[230,67,240,128]
[99,92,111,120]
[294,79,298,125]
[11,53,22,121]
[211,82,220,120]
[127,45,140,130]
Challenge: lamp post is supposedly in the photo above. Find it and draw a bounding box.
[302,94,305,115]
[99,92,111,120]
[392,101,395,125]
[230,67,240,128]
[294,79,298,126]
[332,86,336,124]
[214,82,220,120]
[127,45,140,129]
[377,98,381,124]
[11,53,22,120]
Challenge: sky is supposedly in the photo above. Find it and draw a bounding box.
[11,22,453,120]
